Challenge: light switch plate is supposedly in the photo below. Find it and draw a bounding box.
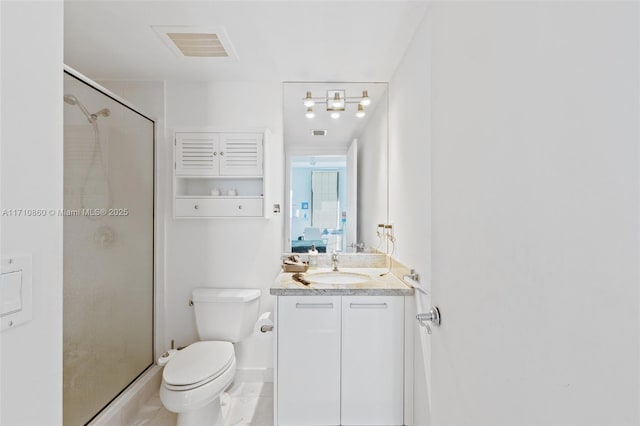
[1,255,32,331]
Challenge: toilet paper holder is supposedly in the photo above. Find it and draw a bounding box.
[256,311,274,333]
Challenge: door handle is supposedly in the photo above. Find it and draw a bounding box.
[416,306,441,334]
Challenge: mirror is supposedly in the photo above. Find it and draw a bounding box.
[283,82,388,253]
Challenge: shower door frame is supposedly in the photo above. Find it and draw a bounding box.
[63,64,158,423]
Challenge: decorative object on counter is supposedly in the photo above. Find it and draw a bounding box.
[291,273,311,286]
[379,224,396,276]
[210,187,220,196]
[308,244,319,268]
[282,254,309,272]
[376,224,385,251]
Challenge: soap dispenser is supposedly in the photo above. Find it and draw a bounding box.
[308,244,318,268]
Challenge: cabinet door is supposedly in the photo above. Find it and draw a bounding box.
[341,296,405,425]
[175,133,219,176]
[277,296,341,426]
[219,133,263,176]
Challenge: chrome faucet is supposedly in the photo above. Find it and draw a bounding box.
[331,250,339,271]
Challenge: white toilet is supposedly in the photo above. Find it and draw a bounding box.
[160,288,261,426]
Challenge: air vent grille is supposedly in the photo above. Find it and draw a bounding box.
[152,26,238,60]
[167,33,228,57]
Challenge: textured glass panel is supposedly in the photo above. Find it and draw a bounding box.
[63,73,154,426]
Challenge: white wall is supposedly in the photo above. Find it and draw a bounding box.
[388,8,431,425]
[391,1,639,425]
[0,1,64,424]
[165,80,284,372]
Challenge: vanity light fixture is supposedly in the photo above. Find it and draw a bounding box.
[331,92,344,109]
[305,107,315,119]
[301,89,371,119]
[360,90,371,106]
[303,91,315,107]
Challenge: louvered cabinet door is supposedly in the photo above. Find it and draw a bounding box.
[218,133,263,176]
[175,133,219,176]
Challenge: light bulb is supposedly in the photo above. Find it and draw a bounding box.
[331,93,342,108]
[356,104,366,118]
[360,90,371,106]
[305,107,315,119]
[303,91,314,107]
[330,111,340,119]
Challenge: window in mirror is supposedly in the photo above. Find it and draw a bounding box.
[311,171,339,230]
[291,156,347,253]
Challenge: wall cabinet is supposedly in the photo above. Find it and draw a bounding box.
[173,130,266,218]
[276,295,405,426]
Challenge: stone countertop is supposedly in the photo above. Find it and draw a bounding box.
[270,267,414,296]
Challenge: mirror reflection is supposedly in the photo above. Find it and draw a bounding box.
[290,155,348,253]
[284,82,388,253]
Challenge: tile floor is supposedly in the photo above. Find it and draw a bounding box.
[129,381,274,426]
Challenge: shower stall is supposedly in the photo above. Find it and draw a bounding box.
[62,68,155,425]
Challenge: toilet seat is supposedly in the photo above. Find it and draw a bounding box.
[163,341,234,391]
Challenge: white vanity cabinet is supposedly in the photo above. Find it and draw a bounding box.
[341,296,405,425]
[275,295,405,426]
[277,296,341,426]
[173,130,266,218]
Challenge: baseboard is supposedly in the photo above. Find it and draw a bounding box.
[234,367,274,383]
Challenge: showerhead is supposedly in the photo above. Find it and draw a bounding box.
[92,108,111,118]
[64,93,109,124]
[64,94,79,106]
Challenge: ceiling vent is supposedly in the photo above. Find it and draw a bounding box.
[311,130,328,136]
[152,26,238,60]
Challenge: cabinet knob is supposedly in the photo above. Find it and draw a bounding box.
[220,151,224,156]
[238,205,243,210]
[194,204,199,210]
[213,152,218,156]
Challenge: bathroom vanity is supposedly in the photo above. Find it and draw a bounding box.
[270,266,414,426]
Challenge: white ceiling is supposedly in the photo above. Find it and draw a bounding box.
[64,1,428,82]
[65,1,424,151]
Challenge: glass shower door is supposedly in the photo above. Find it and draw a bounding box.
[63,71,154,425]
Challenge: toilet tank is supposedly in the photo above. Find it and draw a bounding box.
[191,288,261,342]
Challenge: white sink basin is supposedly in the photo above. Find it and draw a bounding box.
[306,271,370,285]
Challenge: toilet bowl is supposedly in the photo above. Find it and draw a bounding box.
[158,288,261,426]
[160,341,237,425]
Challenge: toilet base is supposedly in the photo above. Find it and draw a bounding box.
[176,396,221,426]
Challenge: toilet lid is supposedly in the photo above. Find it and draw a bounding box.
[163,341,234,387]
